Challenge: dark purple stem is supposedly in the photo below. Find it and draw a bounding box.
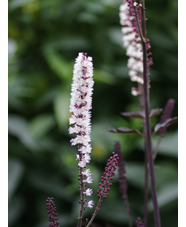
[139,82,149,227]
[77,150,85,227]
[144,144,149,227]
[140,1,161,227]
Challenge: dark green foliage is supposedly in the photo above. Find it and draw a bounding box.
[9,0,177,226]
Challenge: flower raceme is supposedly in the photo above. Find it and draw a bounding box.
[119,0,152,96]
[46,197,60,227]
[69,52,94,208]
[69,52,94,159]
[97,152,119,199]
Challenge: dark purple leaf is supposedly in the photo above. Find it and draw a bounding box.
[149,108,163,118]
[121,111,145,119]
[121,108,162,119]
[109,127,145,136]
[153,117,178,135]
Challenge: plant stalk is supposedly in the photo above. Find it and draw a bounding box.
[139,87,149,227]
[77,151,85,227]
[140,1,161,226]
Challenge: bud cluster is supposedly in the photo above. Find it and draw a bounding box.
[136,217,144,227]
[46,197,60,227]
[97,152,119,199]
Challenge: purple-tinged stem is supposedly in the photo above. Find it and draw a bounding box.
[139,80,149,227]
[143,144,149,227]
[77,151,85,227]
[85,197,102,227]
[140,1,161,227]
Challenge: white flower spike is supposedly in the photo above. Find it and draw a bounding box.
[69,52,94,207]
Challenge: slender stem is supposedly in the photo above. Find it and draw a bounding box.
[139,8,149,226]
[124,197,133,227]
[133,6,145,43]
[140,1,161,227]
[144,142,149,227]
[77,152,85,227]
[139,87,149,227]
[133,2,150,224]
[85,198,103,227]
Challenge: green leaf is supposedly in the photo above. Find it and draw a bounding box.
[29,114,55,139]
[125,163,144,188]
[9,0,35,10]
[149,183,177,210]
[28,171,72,202]
[9,115,39,151]
[8,159,24,200]
[8,195,25,225]
[98,198,128,223]
[43,48,73,81]
[54,87,70,131]
[94,69,115,84]
[152,132,178,157]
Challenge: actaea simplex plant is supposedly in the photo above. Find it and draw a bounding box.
[45,1,177,227]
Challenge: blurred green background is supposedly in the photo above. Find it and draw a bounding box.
[8,0,178,226]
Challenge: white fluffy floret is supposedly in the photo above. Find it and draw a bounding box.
[84,188,93,196]
[87,200,94,209]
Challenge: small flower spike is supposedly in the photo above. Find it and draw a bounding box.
[136,217,144,227]
[46,197,60,227]
[97,152,119,199]
[119,0,153,96]
[69,52,94,207]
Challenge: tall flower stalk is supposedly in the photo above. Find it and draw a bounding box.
[140,2,161,226]
[120,1,161,227]
[69,52,94,227]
